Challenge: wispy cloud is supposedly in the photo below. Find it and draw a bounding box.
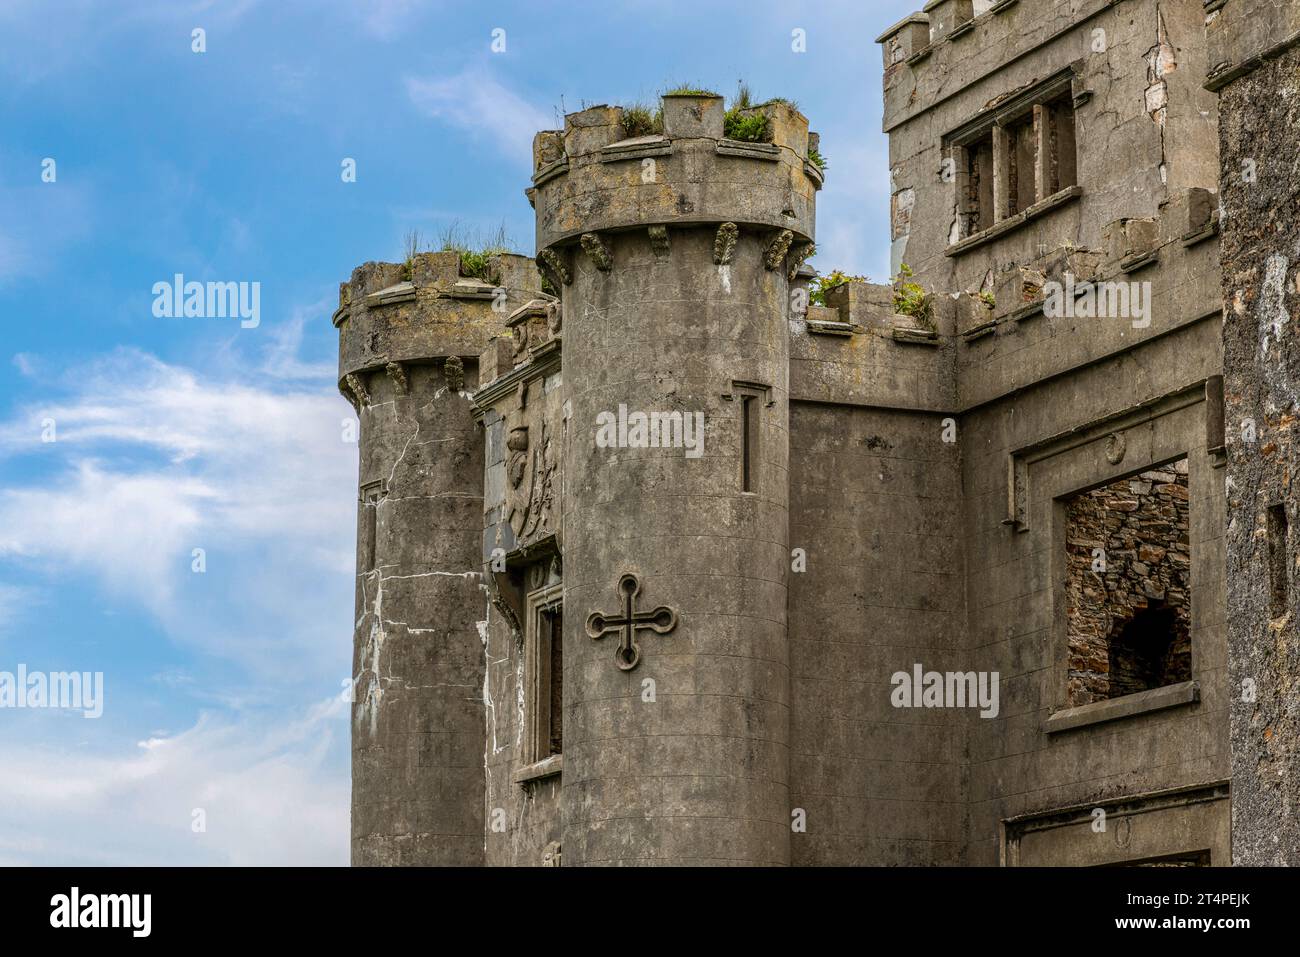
[0,696,348,865]
[258,300,337,380]
[405,66,549,165]
[0,347,356,680]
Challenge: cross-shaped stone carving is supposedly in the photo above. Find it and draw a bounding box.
[585,573,677,671]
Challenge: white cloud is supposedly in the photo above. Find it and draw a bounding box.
[0,328,358,863]
[0,346,357,680]
[258,299,337,380]
[406,66,550,165]
[0,696,348,865]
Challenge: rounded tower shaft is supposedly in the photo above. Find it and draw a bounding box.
[531,94,819,865]
[338,250,542,865]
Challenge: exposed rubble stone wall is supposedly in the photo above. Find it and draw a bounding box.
[1066,460,1192,706]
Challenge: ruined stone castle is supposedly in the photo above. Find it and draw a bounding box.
[335,0,1300,866]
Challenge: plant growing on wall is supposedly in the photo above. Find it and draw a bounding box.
[401,228,423,281]
[663,84,719,96]
[621,102,663,138]
[723,83,770,142]
[439,222,514,283]
[650,83,812,150]
[808,270,868,306]
[892,263,934,329]
[401,223,517,284]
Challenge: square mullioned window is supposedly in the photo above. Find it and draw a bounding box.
[947,77,1079,243]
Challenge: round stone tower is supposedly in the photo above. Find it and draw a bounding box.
[530,93,820,865]
[337,249,543,865]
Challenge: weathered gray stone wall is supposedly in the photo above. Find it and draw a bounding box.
[338,0,1279,865]
[477,316,566,866]
[961,324,1228,865]
[521,93,822,866]
[875,0,1230,867]
[1214,5,1300,864]
[788,402,966,865]
[350,359,487,865]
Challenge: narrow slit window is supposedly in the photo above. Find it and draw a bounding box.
[360,485,382,571]
[525,585,564,768]
[1050,95,1078,192]
[1268,504,1289,618]
[741,395,757,492]
[1005,114,1035,216]
[546,604,563,756]
[954,137,995,236]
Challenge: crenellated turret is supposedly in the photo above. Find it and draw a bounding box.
[524,92,822,866]
[337,249,543,865]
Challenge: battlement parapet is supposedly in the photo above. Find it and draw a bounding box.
[876,0,1113,132]
[790,277,956,411]
[334,251,545,405]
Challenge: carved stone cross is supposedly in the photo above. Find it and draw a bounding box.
[585,573,677,671]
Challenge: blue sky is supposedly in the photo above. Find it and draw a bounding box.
[0,0,915,864]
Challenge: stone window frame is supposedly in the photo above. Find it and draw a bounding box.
[357,479,386,572]
[515,581,564,785]
[1055,458,1195,717]
[722,380,774,496]
[1046,450,1201,734]
[943,70,1083,256]
[1009,388,1212,735]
